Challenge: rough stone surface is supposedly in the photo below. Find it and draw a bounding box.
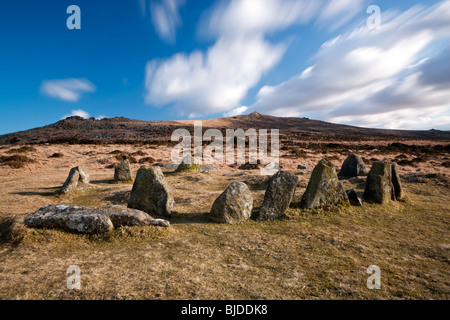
[175,155,200,173]
[338,154,367,179]
[24,205,114,234]
[60,169,80,194]
[76,166,90,184]
[160,163,218,173]
[346,189,362,206]
[363,161,394,204]
[300,160,349,209]
[115,159,132,181]
[256,171,298,221]
[24,205,170,234]
[209,182,253,224]
[128,166,175,217]
[103,206,170,227]
[391,163,405,201]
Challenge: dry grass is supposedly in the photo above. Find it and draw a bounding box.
[0,143,449,300]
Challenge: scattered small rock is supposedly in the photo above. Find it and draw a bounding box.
[175,155,200,173]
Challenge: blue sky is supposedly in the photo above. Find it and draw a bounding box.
[0,0,449,135]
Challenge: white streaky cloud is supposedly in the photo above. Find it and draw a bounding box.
[41,78,96,102]
[252,0,450,130]
[223,106,248,117]
[202,0,321,37]
[150,0,185,43]
[145,35,286,115]
[145,0,371,117]
[62,109,90,120]
[317,0,366,30]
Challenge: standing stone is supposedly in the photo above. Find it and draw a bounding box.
[300,160,349,209]
[338,154,367,179]
[210,182,253,224]
[128,166,175,217]
[346,189,362,206]
[256,171,298,221]
[76,166,90,184]
[175,155,200,173]
[115,159,132,181]
[363,161,394,204]
[60,168,80,194]
[391,163,405,201]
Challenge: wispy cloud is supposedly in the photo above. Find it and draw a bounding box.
[251,0,450,130]
[41,78,96,102]
[147,0,186,43]
[145,0,355,116]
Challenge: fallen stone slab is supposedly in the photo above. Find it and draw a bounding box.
[24,205,170,234]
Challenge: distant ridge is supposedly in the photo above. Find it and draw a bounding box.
[0,113,449,144]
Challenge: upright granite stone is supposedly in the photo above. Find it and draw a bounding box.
[115,159,132,181]
[60,168,80,194]
[60,166,90,194]
[175,155,200,173]
[363,161,394,204]
[391,163,405,201]
[256,171,298,221]
[300,160,349,209]
[76,166,90,184]
[210,182,253,224]
[346,189,362,206]
[338,154,367,179]
[128,166,175,217]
